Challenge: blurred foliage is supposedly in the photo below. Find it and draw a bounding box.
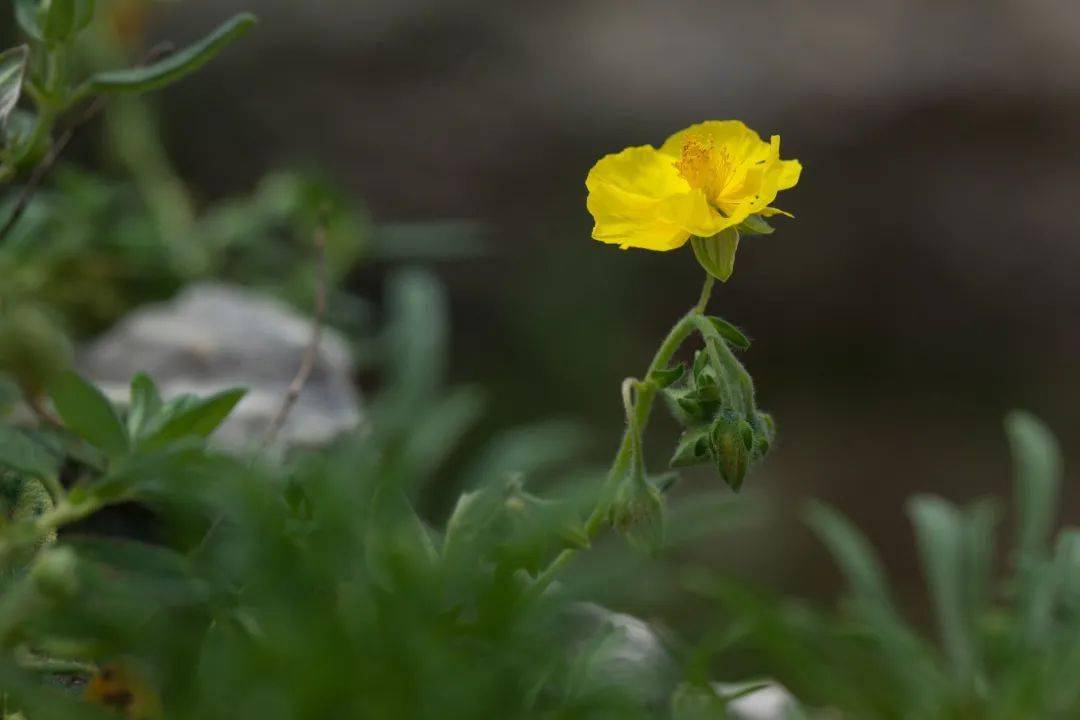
[0,166,368,337]
[0,269,799,719]
[692,412,1078,719]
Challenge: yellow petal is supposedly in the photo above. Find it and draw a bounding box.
[776,159,802,190]
[586,145,730,250]
[658,120,759,158]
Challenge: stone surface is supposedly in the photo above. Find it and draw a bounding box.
[719,681,801,720]
[78,283,362,450]
[565,603,680,711]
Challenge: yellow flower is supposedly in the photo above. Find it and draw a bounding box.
[585,120,801,252]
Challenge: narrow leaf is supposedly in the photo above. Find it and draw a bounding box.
[140,388,245,449]
[1005,411,1062,564]
[805,501,894,611]
[0,46,29,129]
[14,0,44,41]
[706,317,750,349]
[908,495,980,688]
[42,0,77,41]
[127,372,162,440]
[89,13,257,94]
[46,371,129,460]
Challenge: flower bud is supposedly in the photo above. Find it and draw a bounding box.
[610,474,665,554]
[709,413,753,492]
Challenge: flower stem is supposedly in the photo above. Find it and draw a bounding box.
[527,273,716,599]
[695,274,716,314]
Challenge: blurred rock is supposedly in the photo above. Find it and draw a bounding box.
[719,681,801,720]
[79,283,362,450]
[566,602,680,711]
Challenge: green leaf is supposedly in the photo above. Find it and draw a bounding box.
[706,317,750,349]
[36,0,93,42]
[0,426,60,479]
[649,363,685,389]
[908,495,979,688]
[805,501,894,612]
[42,0,76,41]
[46,371,129,460]
[140,388,245,449]
[0,46,29,130]
[127,372,162,440]
[961,498,999,626]
[14,0,44,41]
[89,13,257,94]
[737,214,775,236]
[690,228,740,282]
[1055,529,1080,613]
[73,0,94,31]
[1006,411,1062,564]
[395,387,484,485]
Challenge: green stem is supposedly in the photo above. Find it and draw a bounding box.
[528,273,716,598]
[695,274,716,314]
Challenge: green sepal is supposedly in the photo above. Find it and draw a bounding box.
[706,316,750,349]
[670,427,711,468]
[737,214,775,236]
[690,228,740,282]
[609,474,665,554]
[649,363,685,389]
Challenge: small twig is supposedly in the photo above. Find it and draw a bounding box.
[0,42,177,246]
[261,222,328,448]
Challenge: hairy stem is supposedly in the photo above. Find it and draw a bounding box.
[528,273,716,598]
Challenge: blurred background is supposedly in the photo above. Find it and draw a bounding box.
[6,0,1080,628]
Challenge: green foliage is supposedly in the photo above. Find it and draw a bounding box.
[700,411,1078,719]
[0,270,720,719]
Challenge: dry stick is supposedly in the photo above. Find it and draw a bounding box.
[261,222,328,448]
[0,42,176,245]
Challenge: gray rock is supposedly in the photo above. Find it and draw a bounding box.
[565,603,680,711]
[79,283,362,450]
[718,681,801,720]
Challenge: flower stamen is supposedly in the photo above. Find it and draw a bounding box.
[674,134,733,202]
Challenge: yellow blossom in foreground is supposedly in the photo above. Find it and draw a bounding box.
[586,121,801,251]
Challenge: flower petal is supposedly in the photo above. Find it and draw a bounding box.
[586,145,729,250]
[658,120,759,158]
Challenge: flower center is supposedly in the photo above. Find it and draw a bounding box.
[675,134,733,202]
